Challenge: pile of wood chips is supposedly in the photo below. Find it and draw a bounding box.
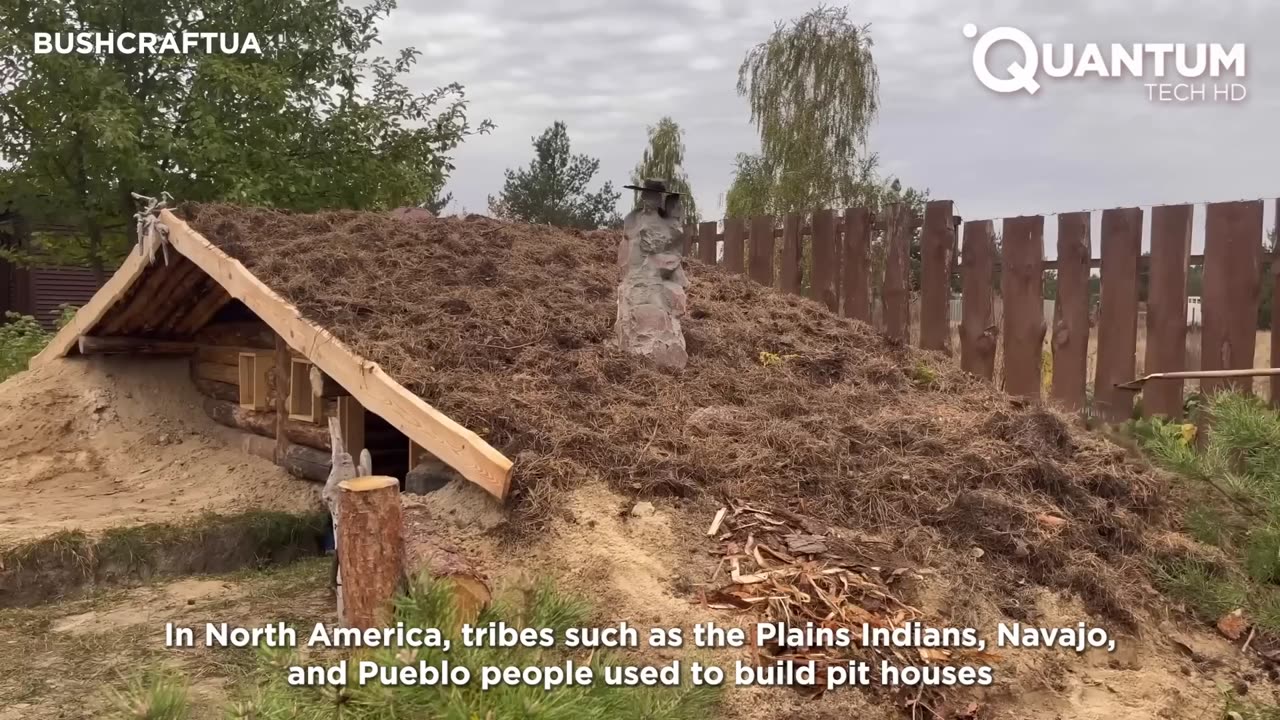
[699,504,983,717]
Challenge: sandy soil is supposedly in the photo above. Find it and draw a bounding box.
[404,482,1279,720]
[0,356,320,545]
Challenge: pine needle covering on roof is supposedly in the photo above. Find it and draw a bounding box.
[179,203,1187,625]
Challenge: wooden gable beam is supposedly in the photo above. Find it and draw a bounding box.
[155,210,512,499]
[31,247,152,367]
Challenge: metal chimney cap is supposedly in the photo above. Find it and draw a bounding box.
[623,178,683,196]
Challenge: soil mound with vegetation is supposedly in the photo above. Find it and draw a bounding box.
[179,202,1187,628]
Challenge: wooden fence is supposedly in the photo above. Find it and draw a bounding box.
[683,199,1280,423]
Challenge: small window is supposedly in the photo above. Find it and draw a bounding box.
[288,358,323,423]
[238,352,274,410]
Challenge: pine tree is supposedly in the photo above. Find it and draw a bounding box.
[488,121,621,229]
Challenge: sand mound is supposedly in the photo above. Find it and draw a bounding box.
[179,203,1185,626]
[0,356,320,545]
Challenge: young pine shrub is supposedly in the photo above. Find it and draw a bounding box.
[227,574,722,720]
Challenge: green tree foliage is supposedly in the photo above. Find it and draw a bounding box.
[631,117,698,224]
[421,190,453,216]
[0,313,52,382]
[728,5,923,218]
[489,121,621,230]
[0,0,492,278]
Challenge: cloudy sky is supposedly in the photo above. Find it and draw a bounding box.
[376,0,1277,254]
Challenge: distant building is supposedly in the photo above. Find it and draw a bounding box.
[1187,296,1202,326]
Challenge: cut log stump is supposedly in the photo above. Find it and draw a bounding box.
[337,476,406,629]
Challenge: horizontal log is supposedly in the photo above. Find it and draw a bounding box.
[987,254,1207,273]
[78,336,195,355]
[195,360,240,386]
[195,321,275,349]
[197,345,254,366]
[198,343,309,366]
[192,357,280,406]
[202,397,330,451]
[240,432,331,483]
[199,347,346,399]
[193,377,239,403]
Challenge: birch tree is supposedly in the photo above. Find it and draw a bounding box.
[728,5,922,218]
[631,117,698,224]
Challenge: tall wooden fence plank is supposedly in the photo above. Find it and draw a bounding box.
[882,205,911,341]
[1144,205,1193,419]
[723,218,746,274]
[1094,207,1143,422]
[920,200,954,353]
[1051,212,1091,410]
[697,221,718,266]
[749,215,776,287]
[842,207,872,322]
[1001,215,1046,399]
[833,219,844,315]
[810,209,838,312]
[960,220,997,379]
[1202,200,1264,395]
[780,214,803,295]
[1272,200,1280,406]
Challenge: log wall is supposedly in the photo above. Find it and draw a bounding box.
[188,320,411,482]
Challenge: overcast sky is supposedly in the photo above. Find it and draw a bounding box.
[375,0,1278,255]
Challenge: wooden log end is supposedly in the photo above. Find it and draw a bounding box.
[340,476,400,493]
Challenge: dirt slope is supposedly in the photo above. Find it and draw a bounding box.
[0,356,320,545]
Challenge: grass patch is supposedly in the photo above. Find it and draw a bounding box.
[0,556,336,718]
[111,671,192,720]
[211,573,722,719]
[1131,392,1280,634]
[1225,694,1280,720]
[0,510,328,607]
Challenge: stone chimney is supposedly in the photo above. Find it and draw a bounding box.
[615,179,689,369]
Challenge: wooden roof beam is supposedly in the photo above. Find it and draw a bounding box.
[155,210,512,499]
